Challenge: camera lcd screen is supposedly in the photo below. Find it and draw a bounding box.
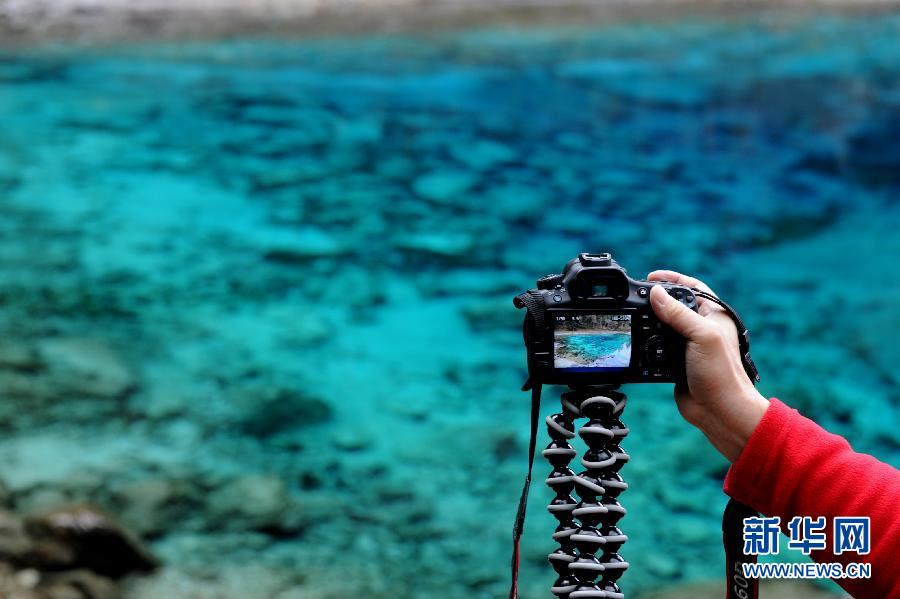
[553,313,632,371]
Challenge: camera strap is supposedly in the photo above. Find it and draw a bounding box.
[723,497,761,599]
[509,287,761,599]
[691,290,760,384]
[690,291,762,599]
[509,290,547,599]
[509,376,541,599]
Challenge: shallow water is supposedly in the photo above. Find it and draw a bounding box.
[1,11,900,599]
[555,334,631,369]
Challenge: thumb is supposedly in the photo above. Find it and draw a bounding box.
[649,285,711,341]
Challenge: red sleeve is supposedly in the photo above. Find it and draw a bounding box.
[724,398,900,598]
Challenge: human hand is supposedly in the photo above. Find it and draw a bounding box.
[647,270,769,462]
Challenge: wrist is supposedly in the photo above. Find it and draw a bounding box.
[698,387,769,463]
[728,388,769,451]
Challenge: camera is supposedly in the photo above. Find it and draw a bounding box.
[514,252,698,385]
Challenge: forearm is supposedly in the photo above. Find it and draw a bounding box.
[693,387,769,463]
[724,399,900,598]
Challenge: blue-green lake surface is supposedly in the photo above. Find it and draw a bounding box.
[555,333,631,369]
[1,11,900,598]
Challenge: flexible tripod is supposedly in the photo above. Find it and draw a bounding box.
[545,385,630,599]
[512,261,764,599]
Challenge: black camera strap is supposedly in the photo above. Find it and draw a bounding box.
[723,497,761,599]
[509,377,541,599]
[510,287,762,599]
[692,290,760,385]
[691,292,762,599]
[509,290,547,599]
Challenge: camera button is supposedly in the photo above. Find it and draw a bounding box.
[637,287,649,298]
[552,294,563,302]
[644,335,667,365]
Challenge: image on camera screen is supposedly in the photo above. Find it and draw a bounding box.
[554,314,632,371]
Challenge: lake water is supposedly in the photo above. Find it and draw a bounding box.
[555,333,632,369]
[1,10,900,598]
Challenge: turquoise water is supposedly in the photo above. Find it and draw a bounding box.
[2,11,900,599]
[555,333,631,369]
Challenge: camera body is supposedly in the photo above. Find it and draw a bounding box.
[515,253,698,385]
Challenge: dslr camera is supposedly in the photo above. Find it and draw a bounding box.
[514,253,698,385]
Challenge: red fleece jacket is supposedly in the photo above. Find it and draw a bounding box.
[724,399,900,599]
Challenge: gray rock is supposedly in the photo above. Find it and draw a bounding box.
[0,564,41,599]
[40,570,120,599]
[0,509,31,562]
[24,504,158,578]
[0,478,10,507]
[0,566,120,599]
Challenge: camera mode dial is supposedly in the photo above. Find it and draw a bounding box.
[644,335,667,365]
[537,274,565,290]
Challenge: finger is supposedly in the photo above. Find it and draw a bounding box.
[649,285,714,341]
[697,301,723,318]
[648,269,719,312]
[647,270,716,296]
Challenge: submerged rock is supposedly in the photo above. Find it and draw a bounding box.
[37,569,120,599]
[331,428,374,452]
[482,184,547,221]
[260,227,347,263]
[846,111,900,183]
[24,505,158,578]
[0,341,41,371]
[449,139,515,171]
[0,510,31,563]
[412,170,477,203]
[207,475,292,532]
[111,478,193,538]
[37,339,135,399]
[0,564,120,599]
[395,232,475,258]
[238,389,332,439]
[4,16,900,599]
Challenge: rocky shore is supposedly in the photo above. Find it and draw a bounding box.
[2,0,900,45]
[0,504,157,599]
